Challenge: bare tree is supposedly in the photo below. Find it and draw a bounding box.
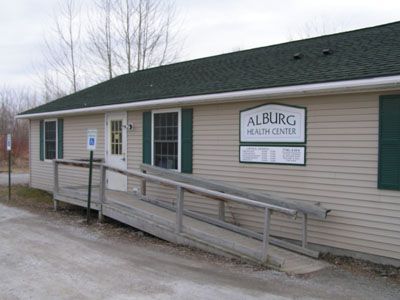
[37,0,182,97]
[39,71,67,103]
[44,0,82,93]
[115,0,135,73]
[87,0,117,80]
[115,0,179,73]
[0,87,39,167]
[288,17,349,41]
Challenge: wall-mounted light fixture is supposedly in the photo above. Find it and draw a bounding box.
[122,123,134,131]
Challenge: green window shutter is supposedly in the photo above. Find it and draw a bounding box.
[378,96,400,190]
[57,119,64,159]
[143,111,152,164]
[181,108,193,173]
[39,120,44,161]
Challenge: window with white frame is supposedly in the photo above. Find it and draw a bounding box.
[44,120,57,160]
[152,110,180,170]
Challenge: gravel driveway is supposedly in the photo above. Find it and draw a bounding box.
[0,173,29,186]
[0,202,399,300]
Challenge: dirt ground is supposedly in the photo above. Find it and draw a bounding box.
[0,186,399,300]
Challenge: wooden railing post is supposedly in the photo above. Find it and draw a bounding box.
[98,164,106,222]
[176,186,184,233]
[53,160,59,211]
[302,213,308,248]
[261,208,271,262]
[218,201,225,222]
[141,170,147,197]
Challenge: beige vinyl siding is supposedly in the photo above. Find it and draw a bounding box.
[29,91,400,261]
[126,110,220,218]
[127,111,142,189]
[125,111,215,214]
[191,93,400,260]
[30,114,104,191]
[30,119,52,191]
[124,92,400,261]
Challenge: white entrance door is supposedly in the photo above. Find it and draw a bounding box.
[105,112,128,191]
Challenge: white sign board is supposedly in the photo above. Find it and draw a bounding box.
[6,134,11,151]
[240,104,306,143]
[240,146,305,165]
[87,129,97,151]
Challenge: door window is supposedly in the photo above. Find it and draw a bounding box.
[110,120,123,155]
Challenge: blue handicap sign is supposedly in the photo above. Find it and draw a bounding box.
[87,129,97,150]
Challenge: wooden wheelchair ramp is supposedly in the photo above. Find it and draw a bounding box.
[53,160,330,275]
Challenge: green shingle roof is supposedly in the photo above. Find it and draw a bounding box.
[22,21,400,115]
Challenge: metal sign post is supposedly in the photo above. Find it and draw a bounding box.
[6,134,11,201]
[86,129,97,224]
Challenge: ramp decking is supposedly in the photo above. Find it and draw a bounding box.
[54,185,327,275]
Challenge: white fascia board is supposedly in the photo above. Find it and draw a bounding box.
[16,75,400,119]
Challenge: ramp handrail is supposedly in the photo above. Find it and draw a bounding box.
[141,164,329,219]
[110,165,297,215]
[53,159,314,263]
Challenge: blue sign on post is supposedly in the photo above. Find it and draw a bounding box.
[87,129,97,151]
[6,134,11,151]
[86,129,97,224]
[6,133,11,201]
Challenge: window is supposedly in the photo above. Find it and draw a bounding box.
[110,120,123,155]
[44,120,57,160]
[378,95,400,190]
[153,111,179,170]
[40,119,63,161]
[143,109,192,173]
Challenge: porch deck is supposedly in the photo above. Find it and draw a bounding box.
[54,185,327,275]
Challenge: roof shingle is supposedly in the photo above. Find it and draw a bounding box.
[21,21,400,115]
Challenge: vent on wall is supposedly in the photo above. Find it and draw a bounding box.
[293,52,303,60]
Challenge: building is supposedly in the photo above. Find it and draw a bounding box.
[18,21,400,266]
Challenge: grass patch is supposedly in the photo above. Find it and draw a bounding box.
[14,185,51,200]
[0,185,94,219]
[0,185,53,210]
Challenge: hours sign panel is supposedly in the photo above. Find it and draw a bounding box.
[240,104,306,143]
[240,146,305,165]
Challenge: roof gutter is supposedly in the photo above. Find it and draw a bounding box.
[16,75,400,119]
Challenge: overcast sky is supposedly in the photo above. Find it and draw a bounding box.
[1,0,400,91]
